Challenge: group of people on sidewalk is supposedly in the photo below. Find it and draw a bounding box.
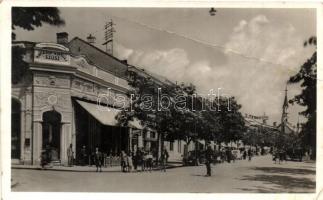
[272,148,288,164]
[216,147,254,163]
[94,147,170,173]
[120,148,169,173]
[41,144,171,173]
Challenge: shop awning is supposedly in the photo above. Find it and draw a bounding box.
[76,100,143,129]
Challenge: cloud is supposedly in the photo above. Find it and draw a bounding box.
[115,45,223,94]
[114,43,134,60]
[114,14,313,125]
[115,44,191,82]
[225,15,306,69]
[223,14,313,123]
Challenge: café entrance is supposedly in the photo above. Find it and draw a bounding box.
[42,110,61,161]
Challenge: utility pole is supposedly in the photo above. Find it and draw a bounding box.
[102,19,115,55]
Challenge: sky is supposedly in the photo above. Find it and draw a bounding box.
[14,7,317,126]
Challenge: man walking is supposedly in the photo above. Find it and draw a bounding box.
[205,145,213,177]
[160,148,169,172]
[94,147,103,172]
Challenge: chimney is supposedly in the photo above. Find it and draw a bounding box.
[86,34,96,44]
[56,32,69,45]
[273,122,277,127]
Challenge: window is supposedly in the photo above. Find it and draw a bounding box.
[170,141,174,151]
[151,132,156,139]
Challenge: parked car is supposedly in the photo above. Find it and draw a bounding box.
[183,150,206,166]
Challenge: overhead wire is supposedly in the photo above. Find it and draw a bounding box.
[82,13,318,81]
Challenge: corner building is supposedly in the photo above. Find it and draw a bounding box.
[11,33,148,165]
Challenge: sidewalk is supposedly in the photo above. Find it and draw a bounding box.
[12,162,183,172]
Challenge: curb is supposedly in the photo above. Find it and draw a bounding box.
[12,164,184,173]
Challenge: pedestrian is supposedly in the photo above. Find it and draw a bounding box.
[205,145,213,177]
[40,149,48,169]
[226,148,231,163]
[278,149,284,164]
[220,149,225,163]
[248,148,252,161]
[142,151,148,172]
[273,148,278,164]
[133,150,138,171]
[146,151,153,172]
[135,148,143,172]
[127,152,133,172]
[94,147,103,172]
[67,144,74,167]
[243,150,247,160]
[80,145,87,166]
[160,148,169,172]
[121,150,127,172]
[283,149,287,163]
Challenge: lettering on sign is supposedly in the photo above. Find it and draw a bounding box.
[245,114,269,120]
[34,49,70,65]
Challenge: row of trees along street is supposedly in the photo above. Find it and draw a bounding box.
[116,71,246,155]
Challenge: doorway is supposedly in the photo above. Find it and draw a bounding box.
[11,98,21,159]
[42,110,61,161]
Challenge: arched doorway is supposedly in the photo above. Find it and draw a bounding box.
[42,110,61,161]
[11,98,21,159]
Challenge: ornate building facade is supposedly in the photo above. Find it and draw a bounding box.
[11,33,144,165]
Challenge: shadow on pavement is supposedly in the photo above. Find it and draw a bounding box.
[237,186,279,193]
[239,174,315,193]
[249,166,316,175]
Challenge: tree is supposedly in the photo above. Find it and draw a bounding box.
[116,72,182,156]
[216,97,246,145]
[12,7,65,40]
[288,36,316,159]
[11,7,65,84]
[117,69,247,154]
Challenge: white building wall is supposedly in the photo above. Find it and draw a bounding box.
[164,140,195,162]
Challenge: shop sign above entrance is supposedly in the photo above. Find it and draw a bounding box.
[34,43,71,66]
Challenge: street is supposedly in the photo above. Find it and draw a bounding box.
[11,155,315,193]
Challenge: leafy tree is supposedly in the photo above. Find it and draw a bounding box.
[288,36,317,159]
[216,97,246,145]
[11,7,65,84]
[116,72,181,155]
[12,7,65,40]
[12,46,28,84]
[118,70,246,158]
